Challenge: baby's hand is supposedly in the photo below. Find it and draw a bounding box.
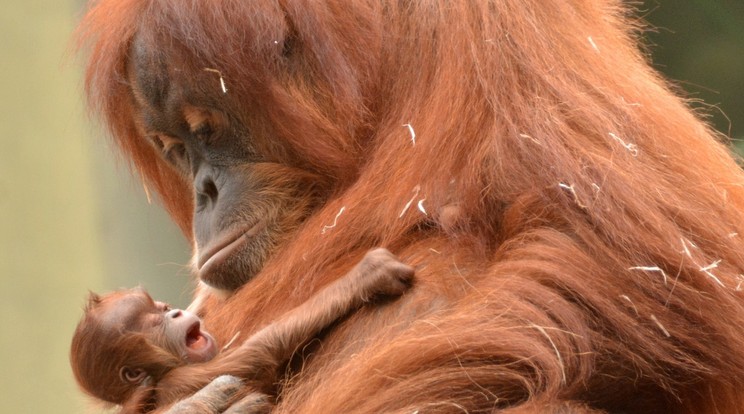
[357,248,414,299]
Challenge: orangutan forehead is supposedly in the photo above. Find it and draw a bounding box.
[127,35,198,136]
[127,33,235,136]
[98,290,157,331]
[129,34,172,113]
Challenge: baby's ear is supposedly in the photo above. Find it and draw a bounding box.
[119,366,148,384]
[120,376,156,413]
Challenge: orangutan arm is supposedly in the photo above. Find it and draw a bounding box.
[155,248,413,407]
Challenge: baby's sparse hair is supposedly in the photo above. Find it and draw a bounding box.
[70,291,181,405]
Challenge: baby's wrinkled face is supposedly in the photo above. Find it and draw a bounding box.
[100,289,218,365]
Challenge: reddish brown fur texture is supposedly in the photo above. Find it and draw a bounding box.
[78,1,744,412]
[70,291,181,405]
[71,250,412,413]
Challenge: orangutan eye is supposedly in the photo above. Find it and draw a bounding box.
[149,135,165,151]
[193,123,214,140]
[150,135,190,173]
[164,143,183,158]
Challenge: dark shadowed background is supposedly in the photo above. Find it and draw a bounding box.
[0,1,741,412]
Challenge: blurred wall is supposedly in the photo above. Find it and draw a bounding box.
[642,0,744,144]
[0,1,189,413]
[0,1,741,413]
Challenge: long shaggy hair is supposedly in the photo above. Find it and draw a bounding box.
[78,0,744,412]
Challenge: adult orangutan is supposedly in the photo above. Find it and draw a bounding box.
[77,0,744,412]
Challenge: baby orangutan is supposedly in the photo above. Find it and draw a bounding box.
[70,248,413,413]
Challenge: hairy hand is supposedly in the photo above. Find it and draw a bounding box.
[162,376,242,414]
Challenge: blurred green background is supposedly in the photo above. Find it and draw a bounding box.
[0,1,741,412]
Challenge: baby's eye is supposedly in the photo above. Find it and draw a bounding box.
[155,301,171,312]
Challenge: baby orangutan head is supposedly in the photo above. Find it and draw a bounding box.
[70,288,217,404]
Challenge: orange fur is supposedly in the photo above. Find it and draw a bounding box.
[78,1,744,412]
